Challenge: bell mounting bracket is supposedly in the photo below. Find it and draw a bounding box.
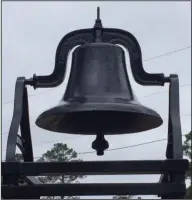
[2,73,189,198]
[26,7,169,89]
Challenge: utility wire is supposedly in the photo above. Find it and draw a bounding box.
[3,87,59,105]
[24,134,187,160]
[2,45,191,106]
[141,83,190,98]
[144,45,191,62]
[1,133,189,161]
[77,134,188,155]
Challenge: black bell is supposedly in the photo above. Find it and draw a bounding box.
[36,43,163,135]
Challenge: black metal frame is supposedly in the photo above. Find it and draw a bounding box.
[1,8,189,199]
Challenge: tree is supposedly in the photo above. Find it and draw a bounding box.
[37,143,86,199]
[13,144,86,199]
[182,131,192,198]
[183,131,191,179]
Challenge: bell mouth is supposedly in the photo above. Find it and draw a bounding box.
[35,102,163,135]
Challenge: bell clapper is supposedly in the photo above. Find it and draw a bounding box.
[92,132,109,156]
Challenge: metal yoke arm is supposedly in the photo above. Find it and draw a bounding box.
[27,29,94,89]
[101,28,170,86]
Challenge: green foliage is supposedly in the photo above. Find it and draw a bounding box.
[182,131,191,179]
[183,131,192,157]
[14,143,85,199]
[182,131,192,199]
[37,143,86,199]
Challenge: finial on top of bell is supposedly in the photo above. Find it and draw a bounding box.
[94,6,103,29]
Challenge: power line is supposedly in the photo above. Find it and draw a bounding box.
[2,45,191,106]
[2,133,190,162]
[141,83,190,98]
[77,134,188,155]
[26,134,187,160]
[144,45,191,62]
[3,87,59,105]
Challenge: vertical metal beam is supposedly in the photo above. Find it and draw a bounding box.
[168,75,183,159]
[5,77,25,161]
[4,77,34,186]
[20,86,33,162]
[5,77,34,162]
[165,75,185,199]
[160,75,186,199]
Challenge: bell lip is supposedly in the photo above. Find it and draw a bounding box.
[35,102,163,135]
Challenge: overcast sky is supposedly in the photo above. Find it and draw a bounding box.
[2,1,191,199]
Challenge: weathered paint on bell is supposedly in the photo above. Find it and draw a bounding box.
[36,43,163,134]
